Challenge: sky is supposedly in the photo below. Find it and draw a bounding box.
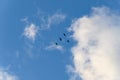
[1,0,120,80]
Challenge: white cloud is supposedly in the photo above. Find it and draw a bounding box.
[45,43,63,51]
[40,12,66,29]
[23,23,38,41]
[0,68,18,80]
[20,17,28,23]
[68,6,120,80]
[15,51,20,59]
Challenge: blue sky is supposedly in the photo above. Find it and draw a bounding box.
[1,0,120,80]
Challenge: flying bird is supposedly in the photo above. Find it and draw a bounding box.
[63,33,66,37]
[67,40,70,43]
[59,37,62,41]
[54,33,70,46]
[55,42,58,45]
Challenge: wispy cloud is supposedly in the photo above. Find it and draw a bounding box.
[45,43,64,51]
[68,6,120,80]
[20,17,29,24]
[15,51,20,59]
[40,12,66,29]
[23,23,39,41]
[0,67,18,80]
[21,11,66,58]
[22,11,66,41]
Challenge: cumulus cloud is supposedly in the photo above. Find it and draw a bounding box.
[68,6,120,80]
[23,23,38,41]
[40,12,66,29]
[45,43,63,51]
[0,68,18,80]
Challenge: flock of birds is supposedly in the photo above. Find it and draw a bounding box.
[55,33,70,45]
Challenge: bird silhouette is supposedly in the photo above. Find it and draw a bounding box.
[63,33,66,37]
[55,42,58,45]
[59,37,62,41]
[67,40,70,43]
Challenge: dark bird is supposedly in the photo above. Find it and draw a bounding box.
[59,37,62,41]
[63,33,66,37]
[55,42,58,45]
[67,40,70,43]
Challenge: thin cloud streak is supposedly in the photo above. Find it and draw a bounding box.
[45,43,64,51]
[40,12,66,29]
